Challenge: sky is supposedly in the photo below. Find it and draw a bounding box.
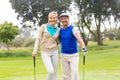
[0,0,21,26]
[0,0,36,38]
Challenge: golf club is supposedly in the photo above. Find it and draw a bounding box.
[83,55,85,80]
[33,57,36,80]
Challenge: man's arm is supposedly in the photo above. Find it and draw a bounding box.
[73,27,87,55]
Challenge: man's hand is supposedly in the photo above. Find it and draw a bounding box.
[32,52,37,57]
[82,47,87,55]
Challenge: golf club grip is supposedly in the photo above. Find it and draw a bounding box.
[33,57,36,67]
[83,55,85,65]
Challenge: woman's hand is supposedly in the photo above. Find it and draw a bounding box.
[32,52,37,57]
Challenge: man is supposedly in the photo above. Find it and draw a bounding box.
[59,13,87,80]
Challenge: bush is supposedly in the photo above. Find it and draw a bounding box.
[9,38,34,48]
[0,48,33,57]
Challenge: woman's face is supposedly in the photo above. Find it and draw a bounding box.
[48,15,58,26]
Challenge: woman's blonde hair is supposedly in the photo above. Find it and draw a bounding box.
[48,11,58,18]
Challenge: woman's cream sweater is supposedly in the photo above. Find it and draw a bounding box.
[33,23,59,52]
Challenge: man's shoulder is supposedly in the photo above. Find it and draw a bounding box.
[70,24,77,27]
[60,27,64,30]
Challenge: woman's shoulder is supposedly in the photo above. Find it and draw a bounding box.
[41,23,48,28]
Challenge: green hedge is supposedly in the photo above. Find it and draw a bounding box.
[0,48,33,57]
[1,40,120,57]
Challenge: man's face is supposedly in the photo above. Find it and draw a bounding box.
[60,16,69,27]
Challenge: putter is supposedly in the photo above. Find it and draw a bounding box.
[83,55,85,80]
[33,57,36,80]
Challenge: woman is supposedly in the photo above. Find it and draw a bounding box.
[32,11,59,80]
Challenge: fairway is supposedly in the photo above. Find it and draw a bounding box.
[0,40,120,80]
[0,48,120,80]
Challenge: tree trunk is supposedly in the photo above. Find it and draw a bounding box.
[6,43,10,50]
[97,25,103,45]
[97,16,103,45]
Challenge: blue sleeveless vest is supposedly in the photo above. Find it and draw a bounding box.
[60,25,78,54]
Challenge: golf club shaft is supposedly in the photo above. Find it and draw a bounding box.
[33,57,36,80]
[34,57,36,67]
[83,55,85,80]
[83,55,85,65]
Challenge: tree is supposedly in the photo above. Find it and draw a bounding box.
[0,22,20,50]
[116,27,120,40]
[9,0,72,28]
[102,26,120,40]
[74,0,120,45]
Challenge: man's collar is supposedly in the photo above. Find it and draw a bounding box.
[62,24,71,29]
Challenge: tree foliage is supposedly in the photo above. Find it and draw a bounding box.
[74,0,120,45]
[0,22,20,50]
[103,27,120,40]
[9,0,72,28]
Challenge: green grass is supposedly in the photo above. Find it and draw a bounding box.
[0,57,47,80]
[79,48,120,80]
[0,40,120,80]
